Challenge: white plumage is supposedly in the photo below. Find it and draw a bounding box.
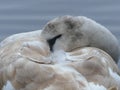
[0,16,120,90]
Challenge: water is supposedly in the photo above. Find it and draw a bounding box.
[0,0,120,66]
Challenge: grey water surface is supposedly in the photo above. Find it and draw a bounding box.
[0,0,120,66]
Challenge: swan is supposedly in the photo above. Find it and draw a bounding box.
[0,16,120,90]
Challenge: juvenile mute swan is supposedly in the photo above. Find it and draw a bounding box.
[0,16,120,90]
[41,15,120,63]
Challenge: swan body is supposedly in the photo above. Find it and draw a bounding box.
[0,30,120,90]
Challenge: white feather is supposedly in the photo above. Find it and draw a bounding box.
[84,82,107,90]
[109,67,120,84]
[2,81,15,90]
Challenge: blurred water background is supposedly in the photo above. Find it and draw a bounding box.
[0,0,120,66]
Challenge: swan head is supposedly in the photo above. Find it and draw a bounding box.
[41,15,88,52]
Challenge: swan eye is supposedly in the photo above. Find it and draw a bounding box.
[48,23,55,29]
